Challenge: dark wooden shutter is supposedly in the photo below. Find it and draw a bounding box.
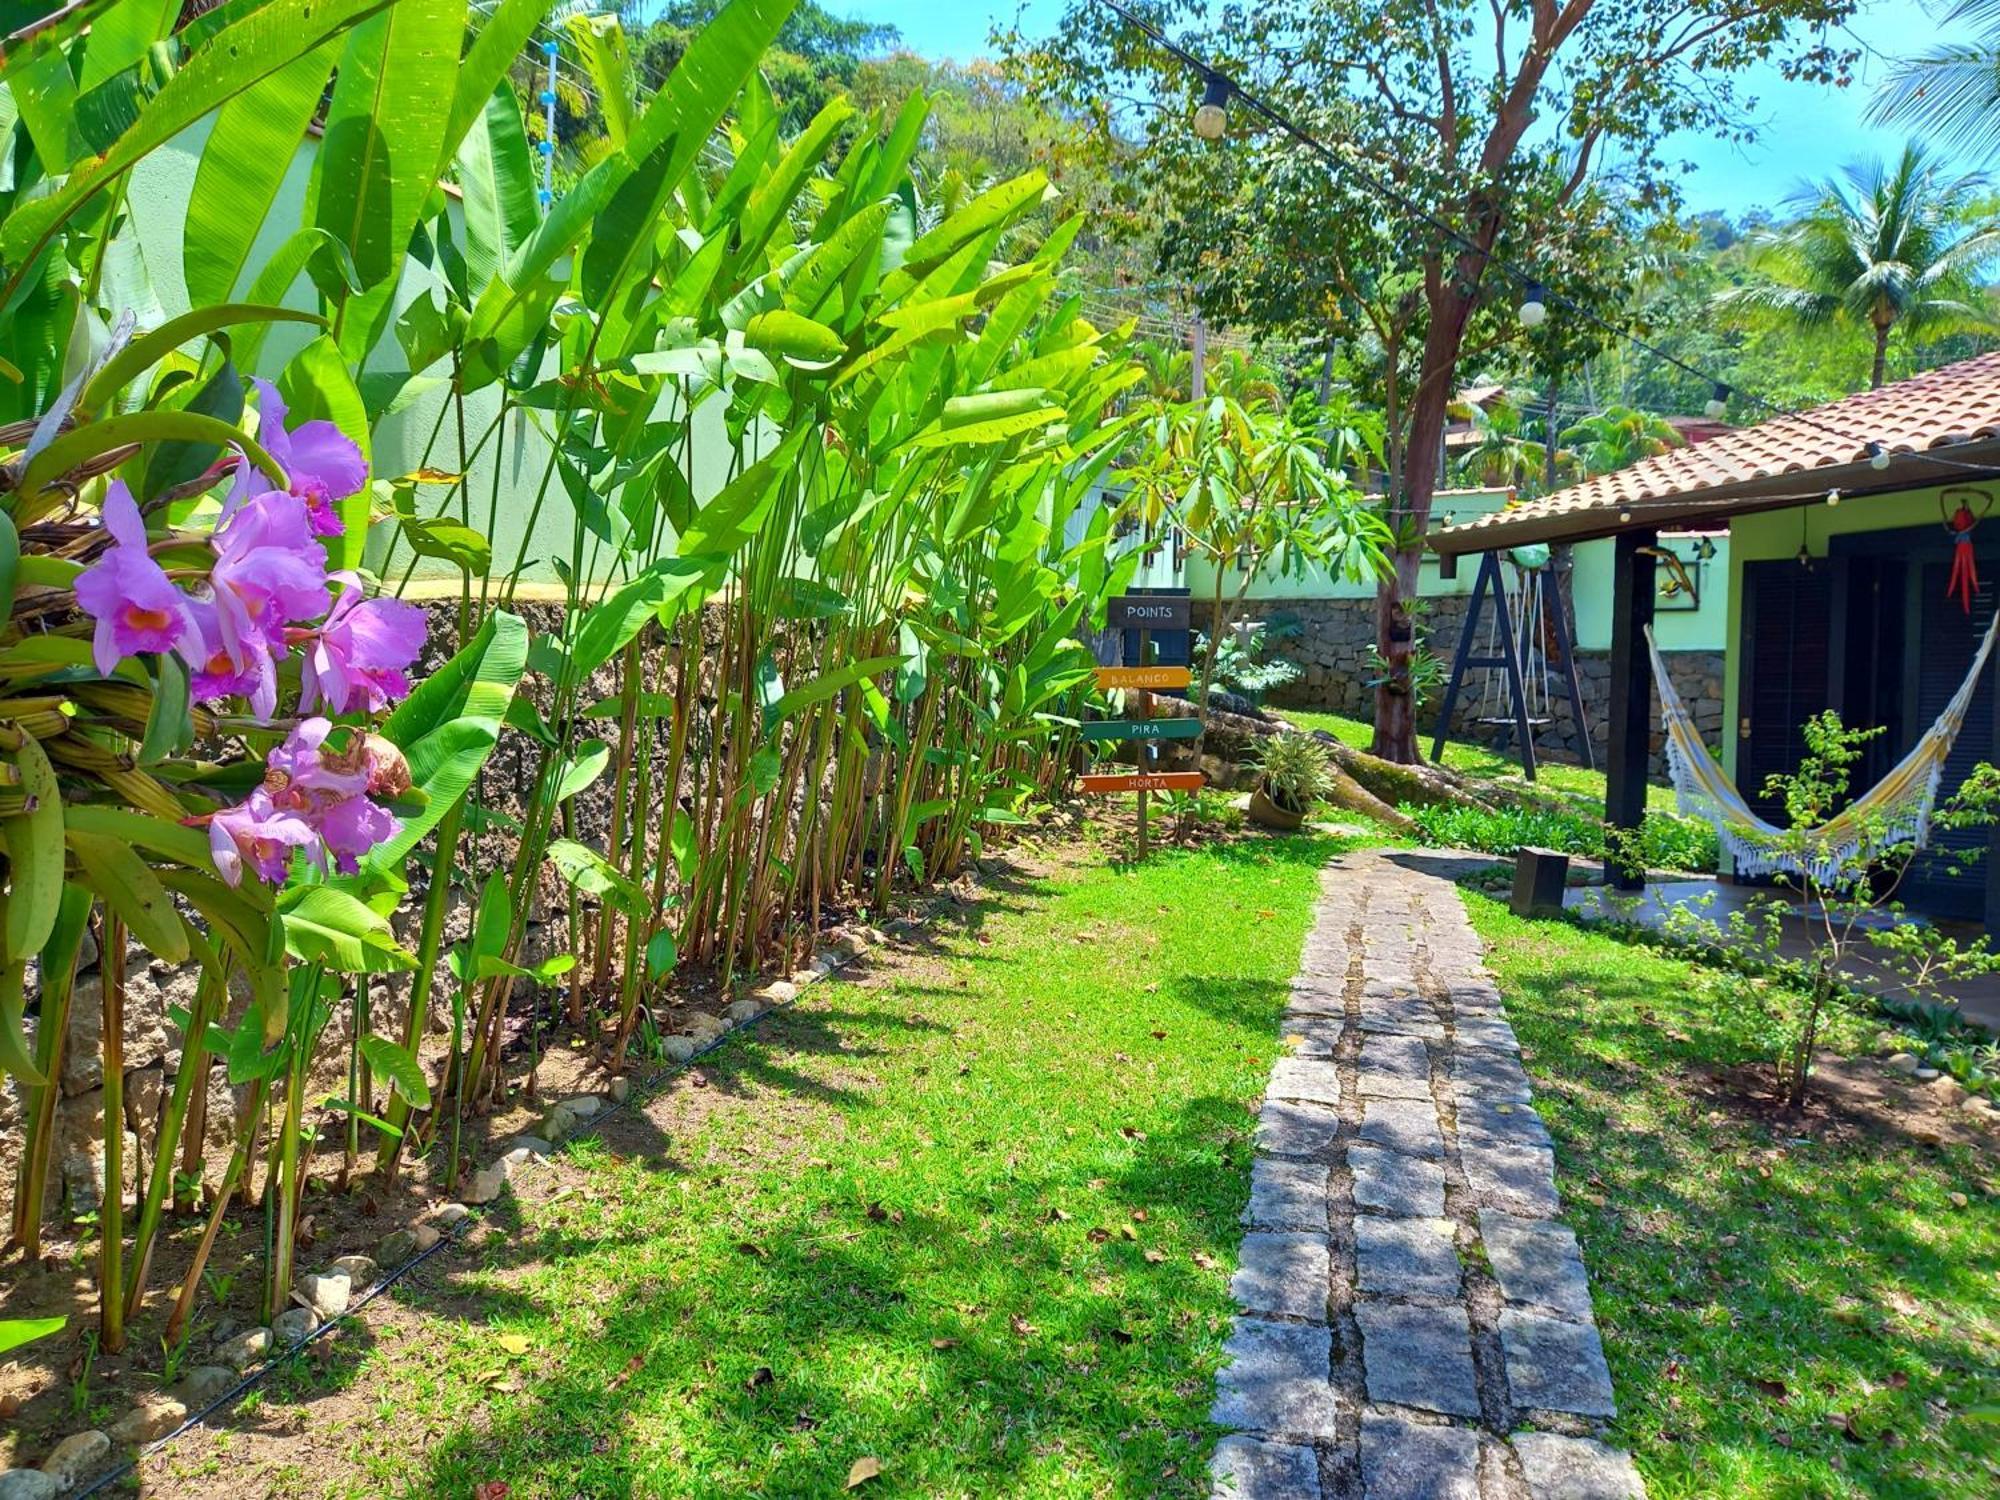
[1900,565,1996,920]
[1737,560,1834,822]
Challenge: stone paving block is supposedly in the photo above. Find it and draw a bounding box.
[1212,1317,1341,1439]
[1478,1210,1594,1319]
[1357,1411,1481,1500]
[1354,1215,1460,1298]
[1453,1014,1520,1053]
[1455,1099,1552,1153]
[1451,1048,1533,1104]
[1286,981,1346,1018]
[1359,995,1443,1041]
[1510,1432,1645,1499]
[1209,1434,1324,1499]
[1258,1099,1342,1158]
[1446,981,1505,1015]
[1281,1016,1344,1058]
[1461,1144,1561,1217]
[1232,1232,1332,1321]
[1357,1097,1444,1159]
[1498,1310,1617,1416]
[1357,1033,1431,1100]
[1244,1158,1331,1231]
[1348,1143,1446,1219]
[1268,1057,1342,1106]
[1361,976,1419,1000]
[1354,1302,1481,1417]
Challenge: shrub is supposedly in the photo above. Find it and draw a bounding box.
[1404,801,1719,872]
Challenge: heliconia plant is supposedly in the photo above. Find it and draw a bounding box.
[0,0,1170,1383]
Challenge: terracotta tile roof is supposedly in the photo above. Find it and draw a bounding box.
[1432,350,2000,554]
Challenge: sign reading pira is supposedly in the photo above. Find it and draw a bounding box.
[1077,717,1202,742]
[1107,594,1191,630]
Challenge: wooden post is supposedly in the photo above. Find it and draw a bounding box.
[1136,625,1151,859]
[1606,528,1657,891]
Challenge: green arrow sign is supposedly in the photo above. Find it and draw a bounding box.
[1078,718,1203,742]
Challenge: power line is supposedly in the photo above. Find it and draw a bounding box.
[1088,0,2000,485]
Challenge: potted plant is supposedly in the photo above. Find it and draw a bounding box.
[1249,733,1334,831]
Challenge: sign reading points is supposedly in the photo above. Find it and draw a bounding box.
[1107,594,1192,631]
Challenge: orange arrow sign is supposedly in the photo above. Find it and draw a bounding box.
[1094,665,1191,690]
[1079,771,1206,795]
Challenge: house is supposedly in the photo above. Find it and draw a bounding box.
[1431,351,2000,926]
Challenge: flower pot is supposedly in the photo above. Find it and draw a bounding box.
[1248,785,1306,831]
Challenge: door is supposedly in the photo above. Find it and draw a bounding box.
[1737,560,1835,824]
[1899,563,1997,920]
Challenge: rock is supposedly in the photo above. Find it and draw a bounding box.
[1885,1052,1921,1076]
[40,1430,110,1490]
[1913,1066,1941,1082]
[1875,1031,1903,1054]
[108,1408,188,1448]
[1934,1077,1967,1107]
[292,1270,350,1320]
[682,1012,728,1046]
[1961,1095,1995,1118]
[0,1469,59,1500]
[122,1063,165,1147]
[411,1224,442,1252]
[271,1307,316,1346]
[216,1327,272,1373]
[171,1364,237,1406]
[541,1102,581,1142]
[433,1202,471,1227]
[561,1094,602,1120]
[607,1077,631,1104]
[788,968,819,989]
[330,1255,377,1288]
[724,999,764,1024]
[756,980,798,1008]
[377,1229,417,1264]
[663,1035,699,1063]
[459,1160,510,1205]
[1949,1191,1970,1209]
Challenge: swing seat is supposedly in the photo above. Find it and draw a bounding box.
[1475,715,1552,728]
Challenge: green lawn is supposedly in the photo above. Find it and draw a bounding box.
[1466,893,2000,1500]
[1282,706,1680,814]
[163,832,1344,1499]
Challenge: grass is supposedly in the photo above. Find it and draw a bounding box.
[163,830,1347,1499]
[1465,892,2000,1500]
[1281,706,1681,814]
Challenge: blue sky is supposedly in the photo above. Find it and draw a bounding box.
[856,0,1978,219]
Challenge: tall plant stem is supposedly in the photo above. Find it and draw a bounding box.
[265,1021,308,1324]
[595,637,645,997]
[124,965,221,1320]
[165,1076,267,1347]
[11,886,90,1258]
[377,792,470,1176]
[97,918,128,1351]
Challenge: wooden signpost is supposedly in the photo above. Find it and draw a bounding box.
[1082,596,1204,856]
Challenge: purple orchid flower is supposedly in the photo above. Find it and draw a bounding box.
[207,787,319,887]
[298,580,427,716]
[209,490,331,677]
[74,481,199,676]
[248,379,366,538]
[264,716,371,803]
[185,598,279,721]
[317,794,401,875]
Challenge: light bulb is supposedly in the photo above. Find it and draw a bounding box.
[1519,282,1547,328]
[1826,488,1841,507]
[1618,507,1633,524]
[1704,383,1729,420]
[1193,74,1230,140]
[1868,441,1891,471]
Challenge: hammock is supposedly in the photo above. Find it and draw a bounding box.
[1644,610,2000,883]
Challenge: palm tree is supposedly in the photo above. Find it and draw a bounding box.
[1721,143,2000,389]
[1870,0,2000,162]
[1560,405,1683,477]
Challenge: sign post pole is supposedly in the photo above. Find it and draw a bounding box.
[1136,625,1150,860]
[1086,596,1202,841]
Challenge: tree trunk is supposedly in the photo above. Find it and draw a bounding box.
[1870,320,1891,390]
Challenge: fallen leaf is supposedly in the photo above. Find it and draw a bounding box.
[845,1456,882,1489]
[866,1202,889,1222]
[473,1484,511,1500]
[1120,1224,1138,1241]
[1143,1249,1166,1264]
[1045,1207,1072,1223]
[607,1355,644,1390]
[1257,909,1276,920]
[1131,1209,1148,1222]
[1753,1378,1789,1402]
[737,1241,767,1258]
[1011,1314,1036,1337]
[1887,1372,1909,1389]
[496,1333,532,1357]
[1087,1227,1110,1243]
[931,1337,959,1350]
[1192,1251,1219,1270]
[1152,1030,1168,1040]
[1107,1328,1133,1345]
[746,1366,773,1391]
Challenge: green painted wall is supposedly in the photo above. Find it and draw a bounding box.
[126,120,740,591]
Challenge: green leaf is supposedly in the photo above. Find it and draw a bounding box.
[456,84,539,295]
[359,1034,431,1110]
[0,959,39,1086]
[18,411,281,516]
[1,734,62,963]
[320,1096,402,1139]
[555,740,611,803]
[567,12,635,149]
[182,46,341,307]
[0,1315,66,1359]
[82,304,325,416]
[742,309,846,367]
[573,558,718,680]
[438,0,548,175]
[309,0,466,291]
[68,832,188,963]
[137,653,195,766]
[764,655,903,727]
[139,353,242,503]
[676,427,810,557]
[581,691,675,721]
[646,927,678,979]
[279,886,415,974]
[546,839,642,910]
[0,0,399,284]
[0,510,15,627]
[63,804,228,878]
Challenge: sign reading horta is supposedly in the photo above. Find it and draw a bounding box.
[1081,596,1204,856]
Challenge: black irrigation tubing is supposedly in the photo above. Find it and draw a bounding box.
[1091,0,2000,485]
[71,938,883,1499]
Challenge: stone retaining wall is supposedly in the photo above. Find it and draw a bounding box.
[1212,596,1724,780]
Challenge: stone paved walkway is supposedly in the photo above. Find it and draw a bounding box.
[1210,852,1647,1500]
